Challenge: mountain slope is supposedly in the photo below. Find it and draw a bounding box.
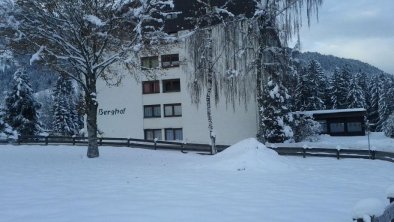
[295,52,389,76]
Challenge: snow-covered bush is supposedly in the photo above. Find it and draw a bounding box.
[383,113,394,138]
[0,106,17,140]
[352,198,384,221]
[291,113,321,142]
[258,77,293,143]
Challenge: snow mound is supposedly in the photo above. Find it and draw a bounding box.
[352,198,385,220]
[202,138,292,172]
[386,185,394,198]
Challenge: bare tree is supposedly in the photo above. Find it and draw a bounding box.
[2,0,174,157]
[184,0,241,155]
[185,0,323,146]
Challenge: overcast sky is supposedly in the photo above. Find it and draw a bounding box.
[298,0,394,74]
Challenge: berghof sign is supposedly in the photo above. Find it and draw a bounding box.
[99,108,126,116]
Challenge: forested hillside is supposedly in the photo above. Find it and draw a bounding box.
[295,52,390,76]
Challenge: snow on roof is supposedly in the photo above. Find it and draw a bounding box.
[294,108,366,116]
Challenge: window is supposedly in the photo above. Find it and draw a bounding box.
[164,104,182,117]
[144,105,161,118]
[144,129,162,140]
[165,13,178,20]
[141,56,159,69]
[330,122,345,133]
[161,54,180,68]
[163,79,180,93]
[142,80,160,94]
[318,120,328,134]
[347,122,363,133]
[165,128,183,141]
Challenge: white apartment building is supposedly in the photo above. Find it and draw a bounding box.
[96,41,259,145]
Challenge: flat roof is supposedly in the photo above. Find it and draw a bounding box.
[294,108,366,116]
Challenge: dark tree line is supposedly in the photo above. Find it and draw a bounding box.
[292,59,394,131]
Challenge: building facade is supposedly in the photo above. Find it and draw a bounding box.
[96,42,259,145]
[95,0,261,145]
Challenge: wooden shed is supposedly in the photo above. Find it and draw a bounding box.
[295,108,367,136]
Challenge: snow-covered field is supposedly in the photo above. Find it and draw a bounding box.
[1,139,393,222]
[269,132,394,151]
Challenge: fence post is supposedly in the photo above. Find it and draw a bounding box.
[99,138,102,146]
[303,148,306,158]
[336,149,340,160]
[72,137,76,146]
[45,136,48,145]
[370,150,376,160]
[154,140,157,150]
[127,139,130,147]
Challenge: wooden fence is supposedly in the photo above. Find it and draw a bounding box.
[1,136,394,163]
[267,147,394,163]
[14,135,228,153]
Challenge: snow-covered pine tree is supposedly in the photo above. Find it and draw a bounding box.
[315,62,330,109]
[294,60,325,111]
[255,21,294,142]
[376,73,391,131]
[4,68,42,137]
[356,71,370,110]
[0,106,16,140]
[383,113,394,138]
[340,66,352,108]
[252,0,322,143]
[0,0,15,72]
[330,68,340,109]
[347,75,366,109]
[258,76,293,143]
[284,49,301,112]
[35,89,54,131]
[384,76,394,118]
[294,67,308,111]
[3,0,174,158]
[330,67,350,109]
[52,77,79,136]
[368,74,380,131]
[75,92,85,134]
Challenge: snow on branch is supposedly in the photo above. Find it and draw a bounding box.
[29,46,45,65]
[83,15,106,27]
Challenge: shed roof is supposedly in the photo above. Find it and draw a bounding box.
[294,108,366,116]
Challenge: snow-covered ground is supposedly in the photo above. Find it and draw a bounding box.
[268,132,394,151]
[1,139,393,222]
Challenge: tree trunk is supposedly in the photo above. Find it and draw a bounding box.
[85,77,99,158]
[206,29,216,155]
[256,48,264,143]
[206,83,216,155]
